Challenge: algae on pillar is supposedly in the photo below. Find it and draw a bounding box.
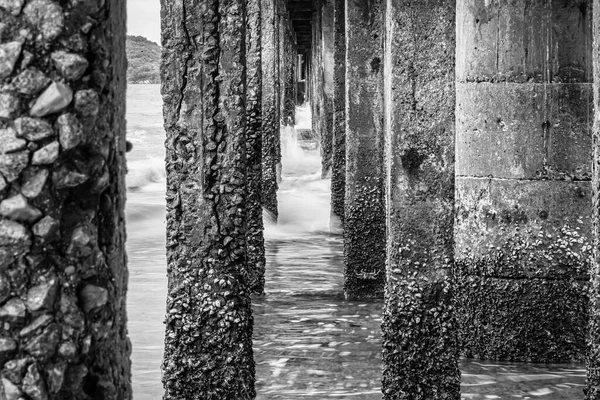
[344,0,386,299]
[261,0,281,222]
[455,0,592,362]
[589,1,600,397]
[247,0,266,294]
[0,0,132,398]
[161,1,255,398]
[381,1,460,398]
[331,0,346,227]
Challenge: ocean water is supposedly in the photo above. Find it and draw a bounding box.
[125,84,586,399]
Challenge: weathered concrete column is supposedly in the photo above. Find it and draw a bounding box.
[381,1,460,398]
[455,0,592,362]
[0,0,131,398]
[288,32,297,127]
[320,0,335,178]
[311,2,324,168]
[306,51,312,104]
[274,1,287,191]
[261,0,280,222]
[344,0,386,299]
[247,0,266,294]
[161,1,255,398]
[279,7,296,127]
[331,0,346,226]
[293,52,299,109]
[589,1,600,397]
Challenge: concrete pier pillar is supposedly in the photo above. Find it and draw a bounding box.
[321,0,335,178]
[344,0,386,299]
[381,1,460,398]
[331,0,346,226]
[247,0,266,294]
[261,0,281,222]
[310,3,323,169]
[309,0,336,179]
[589,1,600,397]
[162,1,255,398]
[0,1,132,398]
[306,51,312,104]
[455,0,592,362]
[280,7,296,127]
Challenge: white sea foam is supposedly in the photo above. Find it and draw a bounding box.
[263,111,334,239]
[126,157,166,190]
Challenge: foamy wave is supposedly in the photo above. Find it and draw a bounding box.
[127,129,148,143]
[126,157,166,190]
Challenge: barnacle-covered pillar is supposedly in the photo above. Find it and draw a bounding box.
[455,0,592,362]
[330,0,346,226]
[0,0,131,398]
[279,5,296,127]
[589,0,600,396]
[247,0,266,294]
[381,0,460,398]
[161,1,255,398]
[261,0,280,222]
[320,0,335,178]
[310,2,323,171]
[344,0,386,299]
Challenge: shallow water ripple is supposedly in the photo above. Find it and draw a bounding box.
[253,232,587,400]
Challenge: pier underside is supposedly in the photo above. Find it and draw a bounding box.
[1,0,600,399]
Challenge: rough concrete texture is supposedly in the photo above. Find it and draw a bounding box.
[589,1,600,397]
[161,1,255,398]
[304,0,334,180]
[330,0,346,227]
[457,1,592,84]
[310,2,324,178]
[320,0,334,178]
[246,0,266,294]
[455,0,592,362]
[0,0,132,398]
[261,0,281,222]
[344,0,386,299]
[457,84,592,181]
[455,180,590,362]
[307,55,311,93]
[279,3,296,127]
[381,1,460,398]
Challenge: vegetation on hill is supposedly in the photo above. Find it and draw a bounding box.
[126,35,161,84]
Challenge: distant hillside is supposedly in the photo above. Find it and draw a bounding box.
[127,35,161,84]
